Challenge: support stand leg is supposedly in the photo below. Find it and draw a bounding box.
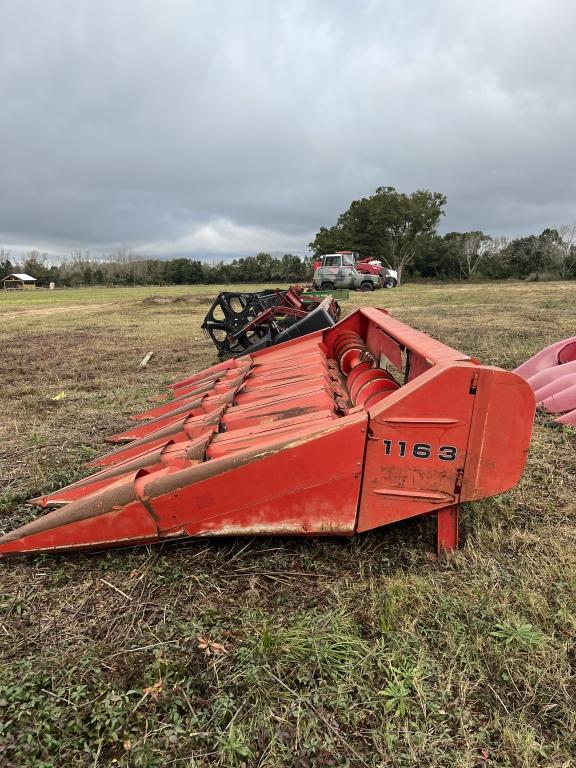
[436,504,459,556]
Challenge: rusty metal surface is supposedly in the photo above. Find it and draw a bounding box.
[0,307,535,557]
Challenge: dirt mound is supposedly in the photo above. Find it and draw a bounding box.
[142,294,197,306]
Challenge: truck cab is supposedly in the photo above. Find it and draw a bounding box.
[313,253,382,292]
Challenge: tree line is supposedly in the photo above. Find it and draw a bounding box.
[2,186,575,287]
[0,250,313,288]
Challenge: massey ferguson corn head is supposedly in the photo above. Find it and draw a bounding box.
[0,308,535,557]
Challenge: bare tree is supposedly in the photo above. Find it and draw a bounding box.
[551,225,576,279]
[0,248,12,272]
[458,232,492,279]
[491,236,509,253]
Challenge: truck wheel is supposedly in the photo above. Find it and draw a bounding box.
[384,278,397,288]
[360,281,375,292]
[320,282,334,291]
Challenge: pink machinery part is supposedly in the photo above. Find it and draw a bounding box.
[514,336,576,425]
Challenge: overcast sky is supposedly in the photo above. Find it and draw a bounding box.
[1,0,575,259]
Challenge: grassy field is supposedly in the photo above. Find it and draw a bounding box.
[0,282,575,767]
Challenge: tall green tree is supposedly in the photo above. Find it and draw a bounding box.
[309,186,447,283]
[502,229,560,279]
[410,234,460,279]
[22,251,52,286]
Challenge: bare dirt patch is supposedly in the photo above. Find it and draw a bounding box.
[142,293,212,306]
[0,302,116,320]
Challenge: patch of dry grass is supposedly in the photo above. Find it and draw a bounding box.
[0,282,575,767]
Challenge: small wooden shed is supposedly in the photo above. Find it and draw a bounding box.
[2,273,37,290]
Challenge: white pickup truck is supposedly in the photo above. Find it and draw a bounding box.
[313,253,397,291]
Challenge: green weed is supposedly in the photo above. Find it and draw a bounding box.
[490,621,544,648]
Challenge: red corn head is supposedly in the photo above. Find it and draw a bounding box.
[0,308,535,557]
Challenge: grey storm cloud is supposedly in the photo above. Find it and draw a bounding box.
[1,0,576,258]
